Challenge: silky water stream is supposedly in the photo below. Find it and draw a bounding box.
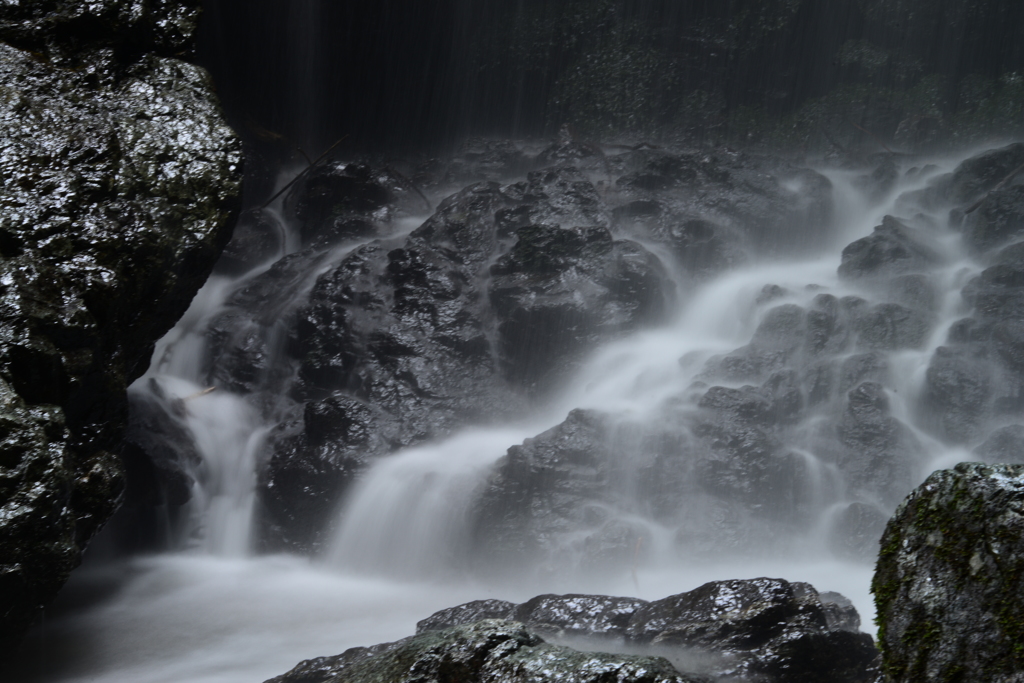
[12,152,990,683]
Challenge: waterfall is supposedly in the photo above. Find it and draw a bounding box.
[11,147,1012,683]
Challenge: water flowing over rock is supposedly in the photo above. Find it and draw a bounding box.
[0,0,241,661]
[873,463,1024,682]
[252,159,675,551]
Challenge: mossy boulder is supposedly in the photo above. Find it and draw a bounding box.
[874,462,1024,682]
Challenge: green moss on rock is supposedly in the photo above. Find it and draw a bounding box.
[873,463,1024,682]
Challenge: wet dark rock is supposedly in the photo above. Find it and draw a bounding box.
[205,247,335,397]
[260,169,672,550]
[945,143,1024,206]
[104,379,201,554]
[512,594,649,639]
[503,166,611,229]
[534,138,604,171]
[266,620,699,683]
[416,595,651,641]
[893,116,944,154]
[285,162,393,249]
[617,150,702,191]
[293,198,514,435]
[473,372,815,561]
[806,294,849,356]
[836,382,921,505]
[471,410,618,571]
[852,302,930,351]
[706,304,811,384]
[625,579,877,682]
[752,304,809,353]
[962,185,1024,254]
[264,640,407,683]
[950,244,1024,414]
[706,297,854,385]
[0,0,200,60]
[416,599,517,634]
[341,581,875,683]
[0,4,241,661]
[923,346,993,443]
[838,216,942,279]
[613,204,746,280]
[490,224,671,389]
[662,218,746,277]
[873,462,1024,683]
[690,383,792,507]
[839,352,890,394]
[258,394,396,553]
[854,158,899,201]
[962,243,1024,321]
[883,273,938,313]
[900,142,1024,211]
[614,150,833,256]
[123,381,199,507]
[819,591,863,633]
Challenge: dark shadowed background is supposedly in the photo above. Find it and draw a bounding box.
[196,0,1024,154]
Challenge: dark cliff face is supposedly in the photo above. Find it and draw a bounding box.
[0,0,242,661]
[197,0,1024,154]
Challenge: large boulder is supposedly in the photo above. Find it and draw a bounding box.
[411,580,878,683]
[0,0,242,660]
[489,224,671,389]
[470,409,621,572]
[922,240,1024,445]
[611,149,833,270]
[835,382,922,505]
[962,185,1024,254]
[265,619,702,683]
[899,142,1024,213]
[838,216,942,280]
[258,394,398,553]
[874,463,1024,682]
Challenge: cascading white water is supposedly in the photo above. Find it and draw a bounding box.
[12,149,1004,683]
[326,158,977,584]
[137,274,271,556]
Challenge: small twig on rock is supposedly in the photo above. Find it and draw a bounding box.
[183,387,217,401]
[964,160,1024,214]
[259,135,349,210]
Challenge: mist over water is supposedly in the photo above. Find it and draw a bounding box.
[11,143,1007,683]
